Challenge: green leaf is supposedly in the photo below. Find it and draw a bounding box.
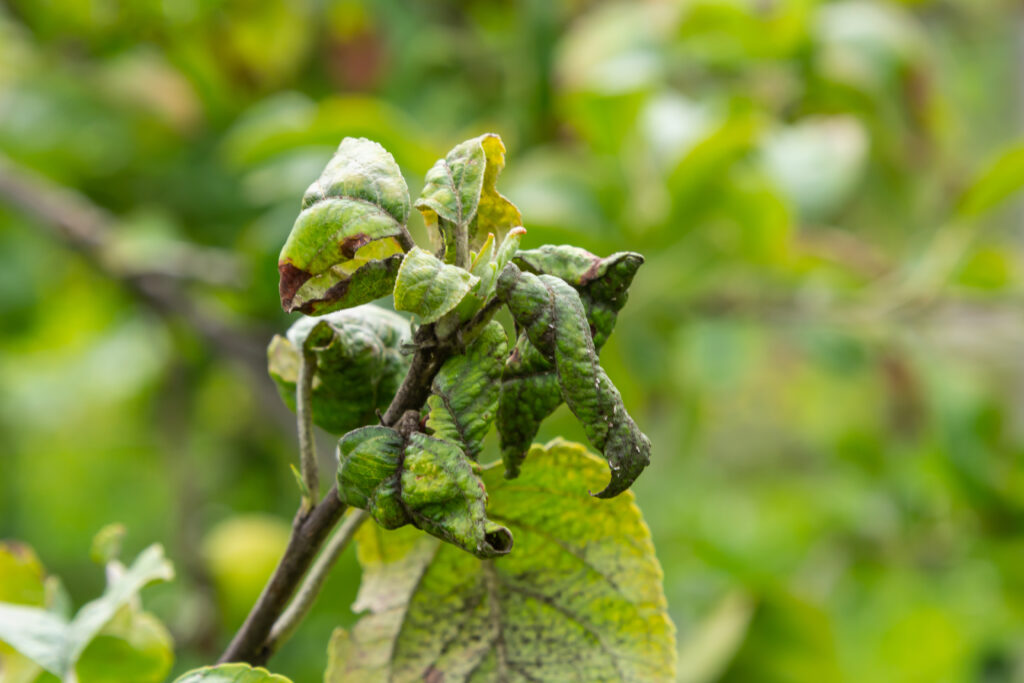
[0,542,47,607]
[393,247,479,323]
[415,133,522,266]
[495,263,650,497]
[267,305,411,435]
[325,440,676,682]
[0,544,174,680]
[278,137,411,315]
[173,663,293,683]
[90,523,126,566]
[512,244,644,349]
[336,427,512,558]
[426,321,508,460]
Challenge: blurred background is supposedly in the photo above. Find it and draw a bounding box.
[1,0,1024,680]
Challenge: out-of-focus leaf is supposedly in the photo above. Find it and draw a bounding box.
[496,262,649,495]
[393,247,478,323]
[718,592,842,683]
[201,515,291,628]
[325,440,676,682]
[336,426,512,559]
[0,544,174,679]
[267,305,410,435]
[0,542,46,607]
[90,523,126,566]
[762,116,868,221]
[173,663,293,683]
[415,133,521,265]
[75,610,173,683]
[278,137,410,315]
[426,321,507,460]
[956,143,1024,219]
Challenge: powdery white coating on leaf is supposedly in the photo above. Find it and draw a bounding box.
[326,439,676,682]
[393,247,479,323]
[278,137,411,315]
[267,305,411,435]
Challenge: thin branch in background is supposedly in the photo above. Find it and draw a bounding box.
[266,509,370,654]
[0,153,269,375]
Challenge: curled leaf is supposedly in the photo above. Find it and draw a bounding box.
[393,247,478,323]
[267,305,410,435]
[337,427,513,558]
[326,440,676,683]
[426,321,508,460]
[496,263,651,497]
[513,244,644,348]
[278,137,411,315]
[415,133,522,265]
[497,246,644,479]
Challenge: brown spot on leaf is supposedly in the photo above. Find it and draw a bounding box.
[279,261,312,312]
[340,233,373,260]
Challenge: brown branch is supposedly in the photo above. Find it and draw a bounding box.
[219,323,455,666]
[0,154,268,374]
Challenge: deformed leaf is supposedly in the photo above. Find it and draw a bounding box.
[512,244,644,348]
[426,321,508,460]
[278,137,411,315]
[415,134,522,265]
[267,305,411,435]
[496,263,651,497]
[337,427,513,558]
[173,663,293,683]
[393,247,478,323]
[325,439,676,683]
[0,544,174,680]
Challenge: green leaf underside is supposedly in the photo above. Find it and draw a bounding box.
[393,247,479,323]
[426,321,508,460]
[279,137,410,315]
[325,440,676,683]
[0,545,174,679]
[415,134,522,264]
[337,427,512,558]
[495,263,650,497]
[268,305,411,435]
[173,663,293,683]
[498,246,644,479]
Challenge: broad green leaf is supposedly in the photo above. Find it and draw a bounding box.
[337,426,512,558]
[495,262,650,496]
[0,542,47,606]
[278,137,410,315]
[393,247,478,323]
[173,663,293,683]
[325,439,676,682]
[0,544,174,680]
[267,305,411,435]
[415,134,522,265]
[426,321,508,460]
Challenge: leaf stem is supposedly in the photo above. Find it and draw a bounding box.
[296,349,320,510]
[265,509,370,654]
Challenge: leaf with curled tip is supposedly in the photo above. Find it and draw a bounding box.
[513,244,644,348]
[393,247,479,323]
[267,305,411,435]
[325,440,676,683]
[426,321,508,460]
[278,137,411,315]
[495,263,651,498]
[496,247,645,483]
[173,663,293,683]
[415,133,522,266]
[336,427,513,559]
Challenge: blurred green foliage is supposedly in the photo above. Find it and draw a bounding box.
[2,0,1024,680]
